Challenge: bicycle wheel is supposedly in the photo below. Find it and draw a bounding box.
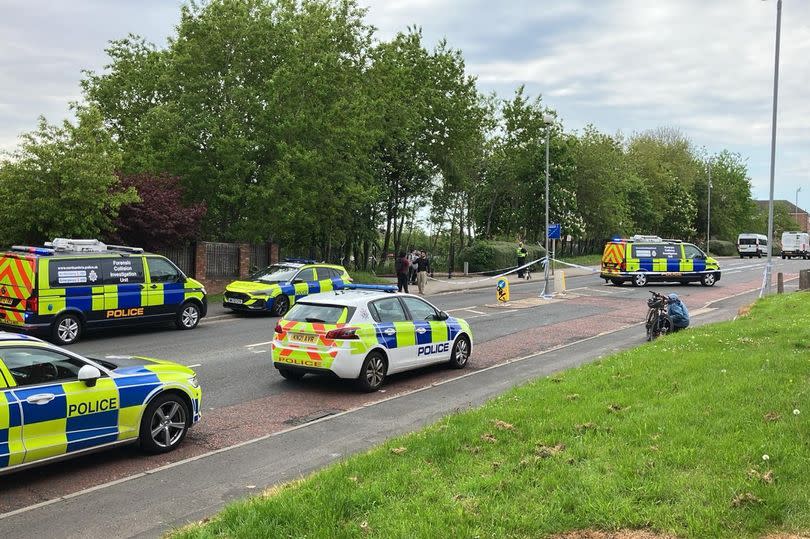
[645,309,657,341]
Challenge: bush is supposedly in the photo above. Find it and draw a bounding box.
[459,241,546,273]
[708,239,735,256]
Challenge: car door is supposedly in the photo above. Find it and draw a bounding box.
[2,346,120,463]
[102,256,147,322]
[682,243,706,273]
[292,267,318,300]
[145,256,186,317]
[401,296,451,366]
[0,363,25,469]
[368,297,411,373]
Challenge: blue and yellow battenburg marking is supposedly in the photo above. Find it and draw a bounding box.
[0,357,201,470]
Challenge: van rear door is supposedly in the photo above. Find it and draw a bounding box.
[0,254,37,327]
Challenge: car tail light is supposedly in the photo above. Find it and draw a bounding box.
[620,261,626,271]
[325,327,359,340]
[26,295,38,313]
[274,323,284,334]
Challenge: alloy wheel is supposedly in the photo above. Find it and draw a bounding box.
[150,401,187,449]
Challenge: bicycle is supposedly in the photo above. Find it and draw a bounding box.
[645,291,673,341]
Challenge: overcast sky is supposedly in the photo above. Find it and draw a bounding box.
[1,0,807,205]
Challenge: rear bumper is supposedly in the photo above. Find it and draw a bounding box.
[272,343,366,379]
[600,270,721,282]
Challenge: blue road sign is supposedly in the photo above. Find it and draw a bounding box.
[548,223,561,240]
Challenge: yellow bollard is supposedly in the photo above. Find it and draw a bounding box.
[554,270,566,294]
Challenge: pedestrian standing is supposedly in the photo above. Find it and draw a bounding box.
[395,251,410,293]
[416,250,431,294]
[516,242,528,279]
[408,249,419,285]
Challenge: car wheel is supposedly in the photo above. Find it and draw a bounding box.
[176,302,201,330]
[632,273,648,287]
[757,252,762,258]
[610,279,624,286]
[739,254,743,259]
[271,296,289,317]
[356,351,387,392]
[701,273,717,287]
[52,313,82,345]
[782,254,786,259]
[278,368,305,381]
[449,335,471,369]
[139,392,190,454]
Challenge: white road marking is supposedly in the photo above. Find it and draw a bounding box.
[187,363,202,368]
[246,341,274,348]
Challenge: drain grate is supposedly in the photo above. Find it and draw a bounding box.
[283,409,343,426]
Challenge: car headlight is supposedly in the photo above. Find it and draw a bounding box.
[187,375,200,388]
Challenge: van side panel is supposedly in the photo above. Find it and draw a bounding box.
[0,255,36,326]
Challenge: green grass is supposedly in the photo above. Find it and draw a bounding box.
[349,270,393,285]
[172,294,810,539]
[555,253,603,268]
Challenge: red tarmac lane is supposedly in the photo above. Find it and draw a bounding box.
[1,262,796,516]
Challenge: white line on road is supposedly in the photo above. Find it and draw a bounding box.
[187,363,202,368]
[246,341,274,348]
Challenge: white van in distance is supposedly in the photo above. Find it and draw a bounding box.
[736,233,768,258]
[781,231,809,260]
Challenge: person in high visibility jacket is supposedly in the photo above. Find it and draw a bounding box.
[516,242,528,279]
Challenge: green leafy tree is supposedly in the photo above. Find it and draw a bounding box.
[693,151,756,242]
[0,107,137,246]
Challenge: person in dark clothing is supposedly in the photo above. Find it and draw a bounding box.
[667,293,690,330]
[516,242,528,279]
[415,250,431,294]
[395,251,410,293]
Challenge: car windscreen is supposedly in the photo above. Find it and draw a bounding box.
[250,265,299,283]
[285,302,354,324]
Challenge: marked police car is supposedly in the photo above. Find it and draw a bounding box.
[271,288,473,391]
[223,259,351,316]
[0,332,201,474]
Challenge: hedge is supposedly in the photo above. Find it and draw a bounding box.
[459,240,546,273]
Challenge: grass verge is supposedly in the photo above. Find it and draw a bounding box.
[172,293,809,539]
[349,270,393,285]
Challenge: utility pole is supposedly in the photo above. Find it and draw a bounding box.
[706,158,712,254]
[763,0,782,296]
[542,113,554,298]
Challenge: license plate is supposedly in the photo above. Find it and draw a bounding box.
[290,333,318,344]
[0,297,13,306]
[226,297,244,304]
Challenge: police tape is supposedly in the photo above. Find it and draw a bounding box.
[426,257,547,285]
[543,258,601,273]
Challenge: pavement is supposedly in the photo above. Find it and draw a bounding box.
[0,256,807,537]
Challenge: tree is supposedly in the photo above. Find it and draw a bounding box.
[110,173,206,250]
[693,151,756,242]
[0,106,136,246]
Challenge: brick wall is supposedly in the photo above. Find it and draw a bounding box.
[185,241,280,294]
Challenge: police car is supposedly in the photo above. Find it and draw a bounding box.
[271,289,472,391]
[223,259,351,316]
[0,238,207,345]
[0,332,201,474]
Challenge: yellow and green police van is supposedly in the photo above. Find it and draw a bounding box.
[0,239,207,345]
[600,235,721,287]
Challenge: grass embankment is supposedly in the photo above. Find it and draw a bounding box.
[174,294,809,539]
[556,253,603,268]
[350,270,393,285]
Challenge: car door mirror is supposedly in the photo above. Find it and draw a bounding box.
[437,311,449,321]
[78,364,101,387]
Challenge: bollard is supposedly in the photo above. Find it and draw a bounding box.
[800,269,810,291]
[463,261,469,276]
[777,272,784,294]
[554,270,566,294]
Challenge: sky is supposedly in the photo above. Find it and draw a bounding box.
[1,0,808,206]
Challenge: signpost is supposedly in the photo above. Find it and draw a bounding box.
[548,223,561,276]
[496,277,510,304]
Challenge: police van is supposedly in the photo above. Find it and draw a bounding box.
[601,235,721,287]
[0,239,207,345]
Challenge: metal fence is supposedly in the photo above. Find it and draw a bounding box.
[249,243,268,271]
[205,242,240,279]
[156,245,196,276]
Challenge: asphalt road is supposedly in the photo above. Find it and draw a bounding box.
[0,256,807,534]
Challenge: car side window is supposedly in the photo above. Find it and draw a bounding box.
[683,244,703,259]
[318,268,337,280]
[147,257,183,284]
[401,297,439,321]
[371,298,408,323]
[295,268,316,282]
[0,347,86,387]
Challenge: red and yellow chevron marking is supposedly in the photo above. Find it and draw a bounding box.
[0,309,25,326]
[601,243,626,265]
[0,256,35,292]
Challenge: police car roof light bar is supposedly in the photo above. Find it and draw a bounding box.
[345,283,398,293]
[47,238,109,252]
[629,235,663,243]
[107,244,145,254]
[10,245,55,256]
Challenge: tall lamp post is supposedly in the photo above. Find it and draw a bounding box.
[763,0,782,296]
[706,158,713,254]
[543,113,554,297]
[795,186,802,228]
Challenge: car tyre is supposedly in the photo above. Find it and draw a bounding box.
[176,301,201,330]
[632,273,648,287]
[448,335,471,369]
[278,368,305,381]
[610,279,624,286]
[701,273,717,287]
[139,392,190,454]
[356,351,387,392]
[52,312,82,345]
[271,296,289,317]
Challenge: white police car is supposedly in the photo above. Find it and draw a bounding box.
[271,289,473,391]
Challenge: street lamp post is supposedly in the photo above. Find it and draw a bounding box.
[763,0,782,296]
[543,113,554,297]
[795,186,802,228]
[706,158,713,254]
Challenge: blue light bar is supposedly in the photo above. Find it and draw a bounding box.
[10,245,55,256]
[345,283,397,293]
